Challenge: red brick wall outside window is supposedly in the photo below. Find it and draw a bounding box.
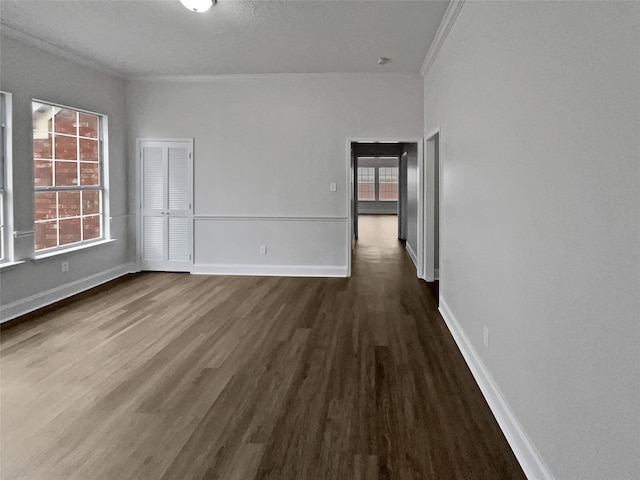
[378,167,399,201]
[33,102,103,252]
[357,166,398,202]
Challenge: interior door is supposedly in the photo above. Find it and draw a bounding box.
[139,140,192,271]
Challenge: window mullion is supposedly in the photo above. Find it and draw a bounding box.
[0,125,5,192]
[80,190,84,243]
[76,111,80,189]
[51,107,56,188]
[55,191,60,248]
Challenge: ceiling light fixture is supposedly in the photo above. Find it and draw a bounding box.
[180,0,215,13]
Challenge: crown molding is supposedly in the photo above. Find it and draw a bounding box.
[0,23,424,82]
[420,0,466,78]
[129,72,423,83]
[0,23,126,79]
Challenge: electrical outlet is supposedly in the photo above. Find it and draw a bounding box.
[259,245,267,255]
[483,325,489,349]
[329,182,337,192]
[61,261,69,273]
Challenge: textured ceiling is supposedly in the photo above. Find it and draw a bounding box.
[0,0,449,77]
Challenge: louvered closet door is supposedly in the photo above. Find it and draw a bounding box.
[140,140,192,271]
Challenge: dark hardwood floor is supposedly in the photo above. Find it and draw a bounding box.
[0,215,525,480]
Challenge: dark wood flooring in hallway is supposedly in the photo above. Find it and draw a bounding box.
[0,215,525,479]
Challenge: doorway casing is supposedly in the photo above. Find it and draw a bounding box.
[346,137,424,278]
[423,128,441,282]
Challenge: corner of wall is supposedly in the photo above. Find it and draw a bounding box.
[0,262,139,323]
[438,296,554,480]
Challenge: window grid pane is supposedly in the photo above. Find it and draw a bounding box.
[33,101,104,252]
[357,167,375,201]
[379,167,399,201]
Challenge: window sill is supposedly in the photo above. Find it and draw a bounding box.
[0,260,26,271]
[33,238,117,261]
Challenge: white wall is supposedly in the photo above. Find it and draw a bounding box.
[127,76,423,276]
[0,36,134,320]
[404,143,418,267]
[424,2,640,479]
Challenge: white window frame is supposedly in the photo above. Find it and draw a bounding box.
[378,166,399,202]
[32,99,110,256]
[357,166,376,201]
[357,162,399,202]
[0,91,14,265]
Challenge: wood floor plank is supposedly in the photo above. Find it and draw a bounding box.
[0,216,526,480]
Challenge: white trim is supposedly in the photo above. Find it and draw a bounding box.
[193,215,347,222]
[140,260,190,273]
[406,241,418,269]
[132,72,422,83]
[32,98,106,117]
[438,296,554,480]
[347,137,422,144]
[420,0,466,78]
[135,137,195,143]
[1,24,422,82]
[0,24,125,79]
[346,137,423,279]
[191,263,348,278]
[0,262,139,323]
[101,113,112,243]
[425,126,442,143]
[0,260,25,270]
[32,238,116,260]
[346,140,353,277]
[422,128,441,282]
[0,91,14,265]
[415,140,425,279]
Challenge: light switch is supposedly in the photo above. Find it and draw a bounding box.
[329,182,337,192]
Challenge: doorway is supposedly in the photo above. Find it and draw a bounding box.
[347,139,422,277]
[423,130,440,282]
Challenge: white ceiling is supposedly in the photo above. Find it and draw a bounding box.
[0,0,449,77]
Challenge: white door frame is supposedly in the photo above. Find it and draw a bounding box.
[346,137,424,278]
[423,127,441,282]
[136,138,194,271]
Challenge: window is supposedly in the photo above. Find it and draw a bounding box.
[378,167,399,201]
[0,92,13,264]
[33,101,106,253]
[357,164,399,202]
[357,167,375,201]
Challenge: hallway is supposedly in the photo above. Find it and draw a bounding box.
[1,216,525,479]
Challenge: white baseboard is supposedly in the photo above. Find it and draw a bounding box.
[406,242,418,268]
[438,296,553,480]
[0,262,140,323]
[191,263,348,278]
